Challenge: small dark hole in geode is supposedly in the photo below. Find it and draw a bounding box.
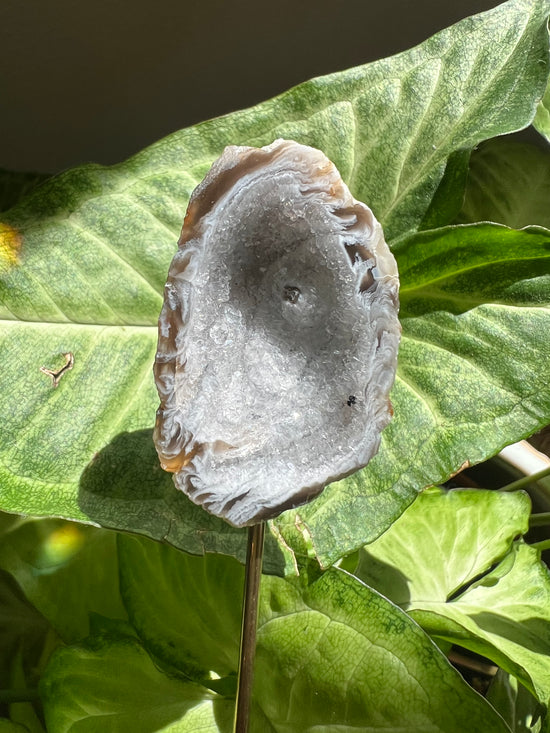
[283,285,301,304]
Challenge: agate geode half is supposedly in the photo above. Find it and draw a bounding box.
[153,139,400,527]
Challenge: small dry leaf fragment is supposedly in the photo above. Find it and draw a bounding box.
[40,352,74,388]
[154,139,400,527]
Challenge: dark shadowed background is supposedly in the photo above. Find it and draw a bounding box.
[1,0,498,173]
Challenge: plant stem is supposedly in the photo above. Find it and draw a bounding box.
[529,512,550,528]
[234,521,265,733]
[530,539,550,553]
[0,688,39,704]
[498,466,550,492]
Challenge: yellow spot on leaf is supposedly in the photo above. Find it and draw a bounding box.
[0,222,22,273]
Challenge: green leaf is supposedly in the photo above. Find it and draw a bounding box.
[355,488,550,707]
[419,148,472,230]
[78,430,290,576]
[282,223,550,567]
[397,223,550,317]
[116,532,510,731]
[456,139,550,228]
[412,543,550,707]
[0,721,31,733]
[40,629,233,733]
[0,570,51,690]
[0,517,126,643]
[0,170,49,214]
[257,569,510,731]
[117,534,242,680]
[5,0,548,243]
[534,78,550,142]
[1,0,550,570]
[355,487,530,605]
[8,649,45,733]
[154,701,233,733]
[487,670,545,733]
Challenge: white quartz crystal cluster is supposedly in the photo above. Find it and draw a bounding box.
[153,139,400,527]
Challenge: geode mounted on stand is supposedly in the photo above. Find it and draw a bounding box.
[153,139,400,527]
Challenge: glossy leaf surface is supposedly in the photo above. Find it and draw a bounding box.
[289,223,550,566]
[116,534,511,732]
[0,0,549,569]
[355,488,550,706]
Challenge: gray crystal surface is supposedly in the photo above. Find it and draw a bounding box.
[153,139,400,527]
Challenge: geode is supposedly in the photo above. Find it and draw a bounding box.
[153,139,400,527]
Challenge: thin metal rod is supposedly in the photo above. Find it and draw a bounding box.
[234,521,265,733]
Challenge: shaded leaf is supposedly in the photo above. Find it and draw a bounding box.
[0,0,550,570]
[117,534,242,680]
[456,139,550,228]
[355,488,550,706]
[396,223,550,318]
[8,649,45,733]
[78,430,290,576]
[487,670,545,733]
[412,543,550,707]
[0,722,31,733]
[0,170,49,214]
[0,518,126,643]
[420,148,472,230]
[0,570,50,690]
[534,78,550,143]
[40,628,233,733]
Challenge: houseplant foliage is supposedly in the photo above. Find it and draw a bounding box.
[0,0,550,730]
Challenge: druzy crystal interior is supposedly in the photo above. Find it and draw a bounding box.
[153,139,400,527]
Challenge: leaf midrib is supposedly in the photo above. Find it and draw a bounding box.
[399,253,550,296]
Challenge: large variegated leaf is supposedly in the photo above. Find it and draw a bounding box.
[0,0,549,570]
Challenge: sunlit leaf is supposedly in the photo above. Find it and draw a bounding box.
[287,224,550,567]
[355,488,550,706]
[487,670,545,733]
[355,487,530,604]
[0,0,549,570]
[117,534,510,732]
